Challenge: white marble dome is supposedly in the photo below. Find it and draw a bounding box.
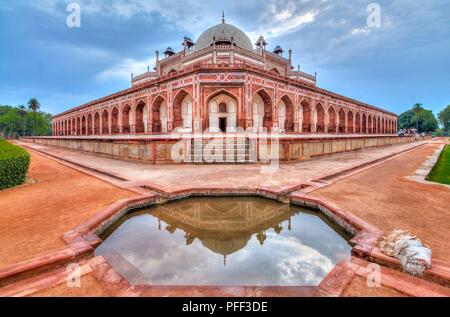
[195,22,254,51]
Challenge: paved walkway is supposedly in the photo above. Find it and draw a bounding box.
[18,141,424,192]
[0,150,137,267]
[313,142,450,263]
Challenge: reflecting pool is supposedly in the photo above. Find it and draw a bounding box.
[95,196,352,286]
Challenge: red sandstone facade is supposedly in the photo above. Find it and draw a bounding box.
[52,18,397,136]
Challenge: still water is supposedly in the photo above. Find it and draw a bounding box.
[95,196,351,286]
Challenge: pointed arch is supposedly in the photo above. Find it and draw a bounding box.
[300,99,311,133]
[252,89,273,131]
[355,112,361,133]
[347,110,354,133]
[122,104,131,133]
[327,106,336,133]
[207,92,237,132]
[111,107,119,134]
[135,100,147,133]
[76,117,81,135]
[368,114,373,134]
[101,110,109,134]
[338,108,345,133]
[173,90,193,131]
[279,95,294,132]
[362,113,367,134]
[94,112,101,134]
[81,116,86,135]
[315,103,325,133]
[152,96,167,133]
[87,113,93,135]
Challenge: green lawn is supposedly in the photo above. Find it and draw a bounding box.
[426,144,450,185]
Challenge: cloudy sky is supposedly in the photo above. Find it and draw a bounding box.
[1,0,449,116]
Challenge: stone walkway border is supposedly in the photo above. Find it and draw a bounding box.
[406,144,450,189]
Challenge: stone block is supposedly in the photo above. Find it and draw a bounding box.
[112,143,120,157]
[119,144,129,157]
[332,140,346,153]
[128,145,140,159]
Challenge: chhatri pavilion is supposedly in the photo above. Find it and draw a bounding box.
[52,13,397,137]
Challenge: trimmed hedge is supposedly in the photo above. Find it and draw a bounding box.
[0,140,30,190]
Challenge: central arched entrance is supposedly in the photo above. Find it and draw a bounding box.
[252,90,273,132]
[208,93,237,132]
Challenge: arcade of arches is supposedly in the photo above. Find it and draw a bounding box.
[52,93,397,136]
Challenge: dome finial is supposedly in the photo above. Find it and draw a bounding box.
[222,10,225,24]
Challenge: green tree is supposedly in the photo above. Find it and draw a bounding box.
[438,105,450,132]
[0,109,22,138]
[398,103,438,133]
[398,110,416,130]
[27,98,41,136]
[416,109,438,132]
[0,104,52,137]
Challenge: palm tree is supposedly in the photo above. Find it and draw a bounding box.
[27,98,40,136]
[412,103,423,132]
[16,105,27,136]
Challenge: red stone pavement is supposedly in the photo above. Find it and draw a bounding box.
[0,139,449,297]
[16,140,425,192]
[312,142,450,263]
[0,149,137,267]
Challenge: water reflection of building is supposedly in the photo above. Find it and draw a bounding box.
[150,197,297,265]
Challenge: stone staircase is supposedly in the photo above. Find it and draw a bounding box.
[189,137,256,163]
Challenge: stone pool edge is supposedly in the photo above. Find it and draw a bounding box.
[1,189,449,295]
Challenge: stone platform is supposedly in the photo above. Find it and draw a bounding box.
[22,133,420,164]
